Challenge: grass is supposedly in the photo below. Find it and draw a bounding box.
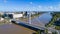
[45,29,48,34]
[55,26,60,30]
[52,31,58,34]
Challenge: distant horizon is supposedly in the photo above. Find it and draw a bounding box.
[0,10,60,12]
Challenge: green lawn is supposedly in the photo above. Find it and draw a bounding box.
[55,26,60,30]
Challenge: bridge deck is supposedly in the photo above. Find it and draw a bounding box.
[12,21,45,31]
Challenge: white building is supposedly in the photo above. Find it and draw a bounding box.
[13,14,23,18]
[3,13,23,19]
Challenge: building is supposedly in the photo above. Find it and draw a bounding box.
[13,14,23,18]
[2,13,23,19]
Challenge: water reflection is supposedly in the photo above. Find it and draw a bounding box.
[31,12,52,26]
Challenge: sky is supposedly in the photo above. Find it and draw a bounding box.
[0,0,60,11]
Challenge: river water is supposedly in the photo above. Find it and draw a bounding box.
[31,12,52,27]
[0,24,36,34]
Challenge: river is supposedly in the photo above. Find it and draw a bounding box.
[0,23,36,34]
[30,12,52,27]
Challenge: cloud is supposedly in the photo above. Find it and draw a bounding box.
[4,0,7,3]
[30,2,33,4]
[49,6,53,10]
[26,4,60,11]
[36,5,60,11]
[38,5,42,8]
